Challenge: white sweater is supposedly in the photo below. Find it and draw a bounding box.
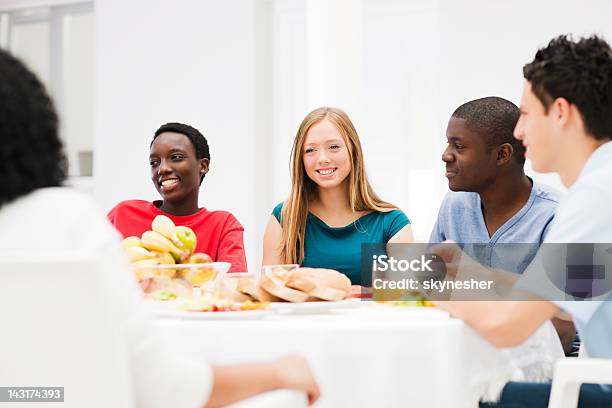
[0,187,212,408]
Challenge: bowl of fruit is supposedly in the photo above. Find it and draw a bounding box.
[121,215,231,295]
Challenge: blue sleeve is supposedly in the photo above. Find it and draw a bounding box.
[551,298,612,359]
[554,301,604,326]
[540,216,555,243]
[272,202,283,223]
[429,218,444,244]
[385,210,410,241]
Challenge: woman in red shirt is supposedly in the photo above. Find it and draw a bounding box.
[107,122,247,272]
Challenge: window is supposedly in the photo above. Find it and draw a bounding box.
[0,2,94,179]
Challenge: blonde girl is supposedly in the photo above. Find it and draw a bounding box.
[263,107,413,284]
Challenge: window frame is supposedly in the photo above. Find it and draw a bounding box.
[0,1,94,182]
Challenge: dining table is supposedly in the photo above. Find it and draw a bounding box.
[153,300,563,408]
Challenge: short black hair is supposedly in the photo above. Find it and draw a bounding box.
[152,122,210,183]
[0,48,66,208]
[523,34,612,140]
[452,96,525,165]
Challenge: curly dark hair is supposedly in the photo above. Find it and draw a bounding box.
[0,48,66,208]
[152,122,210,184]
[523,34,612,140]
[452,96,525,165]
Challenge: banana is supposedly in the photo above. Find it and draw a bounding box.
[155,252,175,265]
[122,236,142,249]
[125,246,156,262]
[130,258,161,281]
[151,215,181,246]
[141,230,186,262]
[154,251,177,278]
[130,258,161,267]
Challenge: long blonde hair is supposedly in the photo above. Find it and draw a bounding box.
[280,107,396,264]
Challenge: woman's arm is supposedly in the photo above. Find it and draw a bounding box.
[205,356,320,408]
[262,215,284,265]
[388,224,414,244]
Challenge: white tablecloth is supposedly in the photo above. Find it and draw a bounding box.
[155,303,562,408]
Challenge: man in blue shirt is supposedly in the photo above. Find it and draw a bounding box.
[435,34,612,407]
[431,97,559,268]
[430,97,575,351]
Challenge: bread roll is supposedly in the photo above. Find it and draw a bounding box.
[286,268,351,301]
[260,273,310,303]
[218,278,253,302]
[237,277,282,302]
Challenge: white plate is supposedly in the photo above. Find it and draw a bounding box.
[268,299,361,314]
[154,309,274,320]
[146,262,231,272]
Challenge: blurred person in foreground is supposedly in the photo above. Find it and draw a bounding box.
[0,48,319,407]
[434,35,612,407]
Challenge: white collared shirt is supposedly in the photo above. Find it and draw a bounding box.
[518,141,612,358]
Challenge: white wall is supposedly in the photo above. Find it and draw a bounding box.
[436,0,612,194]
[267,0,612,239]
[93,0,612,269]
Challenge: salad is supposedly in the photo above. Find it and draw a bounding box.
[185,293,269,313]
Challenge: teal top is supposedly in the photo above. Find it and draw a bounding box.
[272,203,410,284]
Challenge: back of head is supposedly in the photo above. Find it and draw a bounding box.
[452,96,524,165]
[523,34,612,140]
[0,49,66,207]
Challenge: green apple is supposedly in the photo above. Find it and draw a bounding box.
[176,226,197,255]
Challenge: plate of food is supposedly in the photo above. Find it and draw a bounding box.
[155,309,274,320]
[152,293,272,319]
[224,265,360,314]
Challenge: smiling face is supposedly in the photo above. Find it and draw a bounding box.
[514,81,560,173]
[442,117,498,192]
[149,132,208,204]
[302,119,352,190]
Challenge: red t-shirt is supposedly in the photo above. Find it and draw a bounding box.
[107,200,247,272]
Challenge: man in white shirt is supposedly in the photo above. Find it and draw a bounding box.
[435,34,612,407]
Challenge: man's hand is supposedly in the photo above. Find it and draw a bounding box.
[429,241,507,300]
[429,241,463,279]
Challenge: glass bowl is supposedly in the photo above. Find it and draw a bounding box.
[132,262,231,296]
[260,264,299,279]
